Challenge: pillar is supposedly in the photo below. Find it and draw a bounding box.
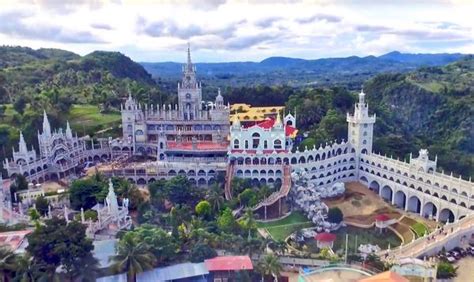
[404,195,409,212]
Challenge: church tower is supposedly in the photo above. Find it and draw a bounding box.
[347,89,376,155]
[178,43,202,120]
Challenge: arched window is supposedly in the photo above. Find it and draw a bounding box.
[363,140,367,144]
[245,140,249,149]
[252,133,260,149]
[264,140,268,149]
[185,93,191,99]
[127,125,132,131]
[135,130,144,136]
[274,139,282,149]
[233,139,240,149]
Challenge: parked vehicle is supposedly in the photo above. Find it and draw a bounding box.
[446,256,456,263]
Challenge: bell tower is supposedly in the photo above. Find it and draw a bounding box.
[347,89,376,155]
[178,43,202,120]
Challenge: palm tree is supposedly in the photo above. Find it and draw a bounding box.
[206,183,224,213]
[13,254,38,282]
[240,208,257,238]
[111,234,156,282]
[258,254,282,282]
[0,247,17,282]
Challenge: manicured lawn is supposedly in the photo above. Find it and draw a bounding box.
[256,211,309,228]
[266,222,314,241]
[257,211,313,241]
[411,222,429,237]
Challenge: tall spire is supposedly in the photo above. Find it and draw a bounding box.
[42,110,51,137]
[187,42,192,71]
[65,121,73,139]
[18,131,28,153]
[359,87,366,105]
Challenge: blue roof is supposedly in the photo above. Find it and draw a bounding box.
[138,262,209,281]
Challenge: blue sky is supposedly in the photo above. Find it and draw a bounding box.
[0,0,472,62]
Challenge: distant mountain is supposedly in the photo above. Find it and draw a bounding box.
[141,51,467,87]
[379,51,464,65]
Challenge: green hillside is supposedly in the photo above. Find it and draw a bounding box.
[365,56,473,177]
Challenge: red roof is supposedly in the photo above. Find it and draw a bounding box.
[315,232,336,242]
[243,118,297,138]
[375,214,391,221]
[205,256,253,271]
[285,125,297,137]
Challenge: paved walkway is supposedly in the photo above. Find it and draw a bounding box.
[380,214,474,259]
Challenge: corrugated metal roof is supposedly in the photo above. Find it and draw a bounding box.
[137,262,209,281]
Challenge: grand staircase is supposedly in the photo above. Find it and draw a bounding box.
[224,162,234,200]
[252,165,291,213]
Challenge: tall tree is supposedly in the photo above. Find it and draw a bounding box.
[0,246,17,282]
[206,183,224,213]
[111,233,156,282]
[26,217,95,281]
[257,254,283,282]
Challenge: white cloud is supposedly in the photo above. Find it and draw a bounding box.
[0,0,472,61]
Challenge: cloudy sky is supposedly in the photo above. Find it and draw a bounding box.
[0,0,473,62]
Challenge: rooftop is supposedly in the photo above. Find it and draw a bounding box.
[204,255,253,271]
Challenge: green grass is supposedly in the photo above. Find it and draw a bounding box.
[411,222,429,238]
[256,211,309,228]
[257,211,313,241]
[68,105,121,136]
[266,222,314,241]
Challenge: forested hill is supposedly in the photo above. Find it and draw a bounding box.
[0,46,156,104]
[141,51,466,87]
[365,56,473,177]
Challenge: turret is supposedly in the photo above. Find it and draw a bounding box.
[215,88,224,109]
[42,110,51,137]
[65,121,73,139]
[18,131,28,154]
[347,88,376,155]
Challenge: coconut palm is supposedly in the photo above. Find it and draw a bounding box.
[0,246,17,282]
[13,254,38,282]
[206,183,224,213]
[257,254,283,282]
[111,234,156,282]
[240,208,257,238]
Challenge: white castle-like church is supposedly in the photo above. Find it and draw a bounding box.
[2,46,473,224]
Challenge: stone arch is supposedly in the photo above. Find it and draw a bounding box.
[381,185,393,202]
[360,176,369,184]
[299,156,306,163]
[291,157,297,164]
[369,180,380,194]
[198,178,207,186]
[394,190,406,209]
[127,178,135,184]
[422,202,437,218]
[148,178,156,183]
[137,178,146,185]
[407,196,421,213]
[439,208,455,223]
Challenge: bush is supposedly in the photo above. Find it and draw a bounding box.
[437,261,457,279]
[327,207,344,223]
[189,243,217,263]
